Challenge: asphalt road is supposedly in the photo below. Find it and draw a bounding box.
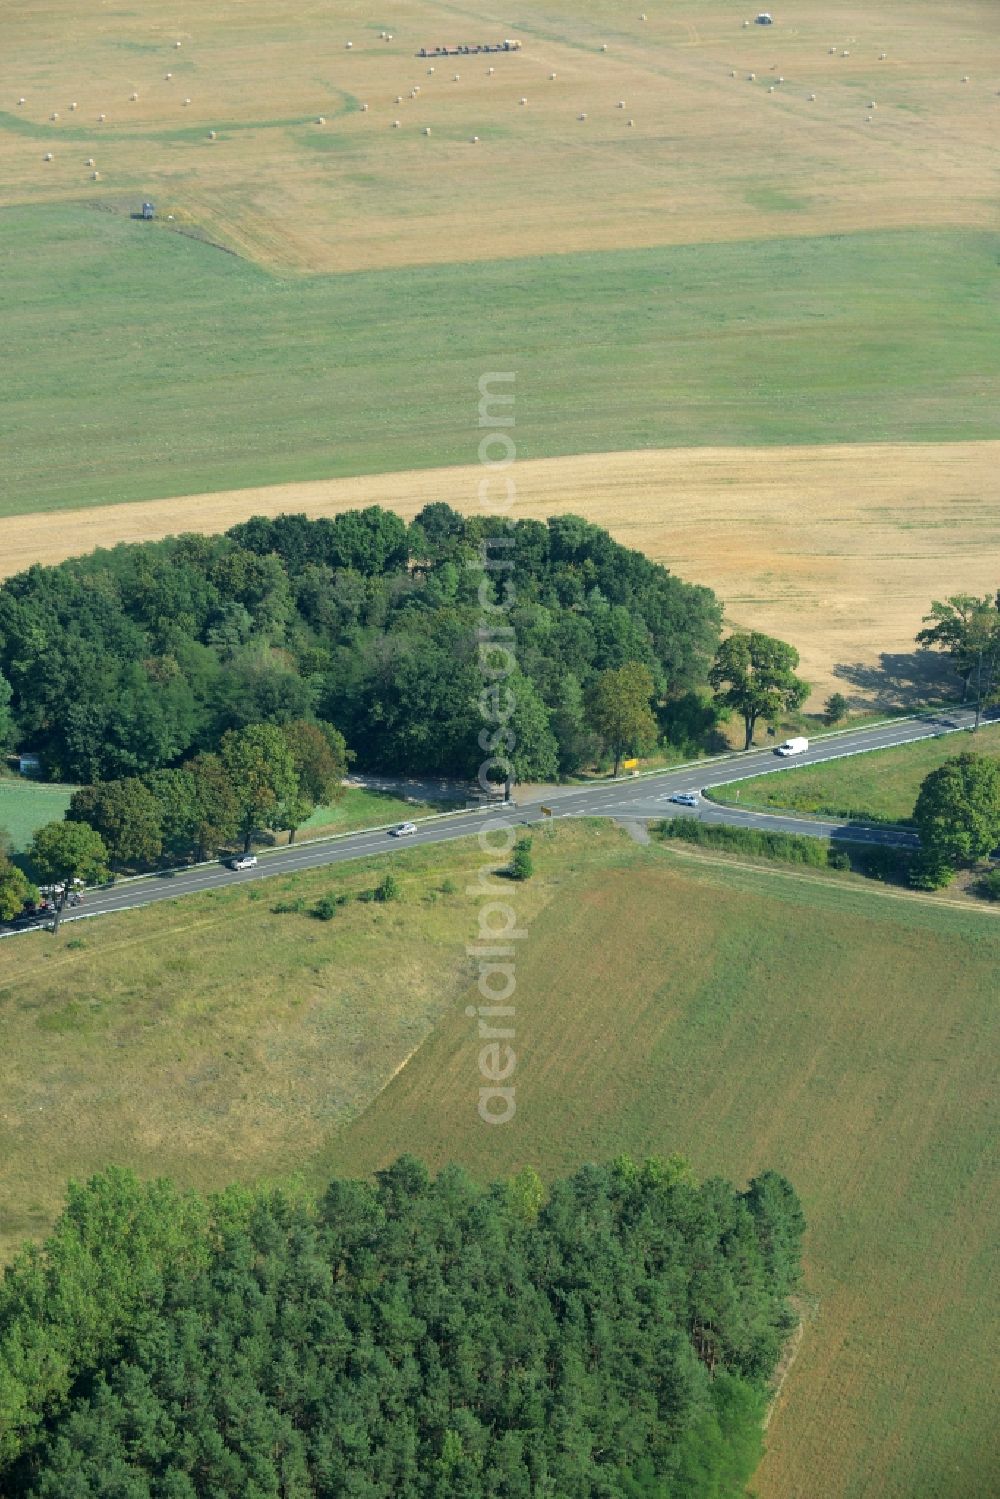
[6,705,992,936]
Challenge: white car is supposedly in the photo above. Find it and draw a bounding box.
[668,791,700,807]
[228,854,258,871]
[775,736,809,757]
[391,822,417,837]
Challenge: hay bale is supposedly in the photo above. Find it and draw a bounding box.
[777,75,784,83]
[808,92,817,101]
[69,101,77,111]
[617,99,625,107]
[165,72,172,80]
[18,97,25,106]
[471,135,479,142]
[768,84,775,93]
[182,97,191,106]
[43,151,53,161]
[345,41,352,50]
[361,101,368,111]
[626,118,634,127]
[91,170,100,180]
[392,119,400,128]
[174,40,182,48]
[869,100,877,108]
[748,72,755,81]
[961,75,970,83]
[453,73,460,81]
[578,111,587,120]
[208,129,216,139]
[316,115,326,124]
[879,52,887,60]
[488,66,495,75]
[829,47,836,54]
[640,13,647,20]
[730,70,736,77]
[600,43,608,52]
[50,111,59,120]
[428,67,434,74]
[98,113,106,122]
[520,96,527,105]
[422,125,431,135]
[841,50,849,57]
[550,72,557,80]
[130,91,138,101]
[85,156,95,166]
[395,95,403,103]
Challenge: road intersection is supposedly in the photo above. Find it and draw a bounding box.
[14,704,985,936]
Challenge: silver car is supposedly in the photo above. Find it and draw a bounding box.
[391,822,418,837]
[668,792,700,807]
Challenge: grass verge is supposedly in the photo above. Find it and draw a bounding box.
[0,776,75,852]
[708,722,1000,825]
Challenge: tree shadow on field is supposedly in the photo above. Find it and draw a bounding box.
[833,650,959,709]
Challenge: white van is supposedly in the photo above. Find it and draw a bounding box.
[775,736,809,756]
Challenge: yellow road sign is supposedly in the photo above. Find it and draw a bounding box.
[622,758,639,770]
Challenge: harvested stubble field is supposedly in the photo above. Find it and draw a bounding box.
[4,441,997,703]
[3,0,997,274]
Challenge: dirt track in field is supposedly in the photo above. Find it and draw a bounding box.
[3,441,997,705]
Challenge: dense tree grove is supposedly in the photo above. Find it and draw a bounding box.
[0,508,722,787]
[0,1157,803,1498]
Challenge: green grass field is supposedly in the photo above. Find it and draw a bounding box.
[3,207,998,515]
[0,776,74,851]
[710,721,1000,824]
[0,824,995,1497]
[284,786,455,840]
[329,831,999,1499]
[0,777,440,854]
[0,829,565,1262]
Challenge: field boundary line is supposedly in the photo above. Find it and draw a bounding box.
[654,842,1000,917]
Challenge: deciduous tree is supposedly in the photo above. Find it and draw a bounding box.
[186,752,240,859]
[28,821,109,931]
[586,662,658,776]
[0,670,14,751]
[220,723,299,852]
[913,752,1000,868]
[823,692,849,726]
[68,779,163,869]
[0,859,36,922]
[916,593,1000,724]
[709,632,809,750]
